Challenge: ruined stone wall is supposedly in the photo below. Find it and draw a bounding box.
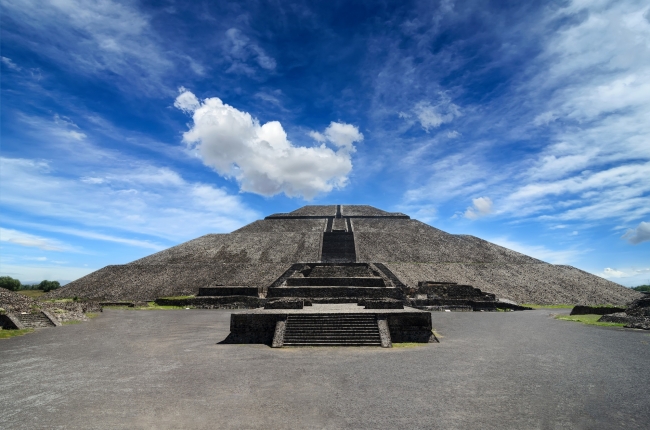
[385,263,641,305]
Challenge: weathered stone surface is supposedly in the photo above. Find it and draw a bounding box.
[232,218,326,233]
[625,296,650,317]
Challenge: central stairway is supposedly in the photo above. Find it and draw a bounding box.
[282,313,382,346]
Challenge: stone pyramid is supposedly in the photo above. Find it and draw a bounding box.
[49,205,640,305]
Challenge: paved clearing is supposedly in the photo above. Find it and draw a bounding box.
[1,308,648,429]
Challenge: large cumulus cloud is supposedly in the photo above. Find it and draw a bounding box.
[175,89,362,199]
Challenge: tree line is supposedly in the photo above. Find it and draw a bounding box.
[0,276,61,292]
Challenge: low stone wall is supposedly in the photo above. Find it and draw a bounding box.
[386,313,436,343]
[406,298,530,311]
[198,287,259,297]
[267,287,403,299]
[225,310,436,345]
[265,299,304,309]
[225,313,280,344]
[570,305,626,315]
[285,277,386,287]
[155,296,263,309]
[364,299,404,309]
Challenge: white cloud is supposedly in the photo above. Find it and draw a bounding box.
[622,221,650,244]
[310,122,363,153]
[412,95,461,131]
[600,268,626,278]
[0,228,68,251]
[598,266,650,287]
[464,197,493,220]
[176,89,362,199]
[446,130,460,138]
[1,56,20,70]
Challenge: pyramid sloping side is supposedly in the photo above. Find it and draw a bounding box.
[232,218,326,233]
[341,205,407,217]
[46,263,288,301]
[385,262,641,305]
[353,219,540,264]
[129,232,321,265]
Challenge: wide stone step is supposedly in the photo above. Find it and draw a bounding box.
[282,312,381,347]
[285,331,379,335]
[283,342,382,346]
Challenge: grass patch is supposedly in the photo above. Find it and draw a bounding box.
[523,304,575,309]
[0,328,35,339]
[17,290,46,299]
[86,312,100,318]
[62,320,83,325]
[159,295,195,300]
[555,314,625,327]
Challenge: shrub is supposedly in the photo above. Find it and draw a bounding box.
[39,280,61,292]
[632,285,650,292]
[0,276,21,291]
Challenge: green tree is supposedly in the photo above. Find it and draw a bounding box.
[0,276,22,291]
[38,280,61,292]
[633,285,650,292]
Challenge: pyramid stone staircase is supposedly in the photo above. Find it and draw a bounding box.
[15,311,58,328]
[282,313,382,346]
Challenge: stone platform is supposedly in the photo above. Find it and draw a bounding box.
[223,303,436,347]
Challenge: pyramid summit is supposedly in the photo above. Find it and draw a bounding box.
[49,204,640,305]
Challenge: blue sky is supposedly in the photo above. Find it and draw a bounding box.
[1,0,649,286]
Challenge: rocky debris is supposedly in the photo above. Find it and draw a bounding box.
[0,287,39,313]
[598,296,650,329]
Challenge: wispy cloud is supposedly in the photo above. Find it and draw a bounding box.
[1,0,201,95]
[223,28,276,76]
[488,236,582,265]
[1,56,21,70]
[0,228,69,251]
[1,156,258,240]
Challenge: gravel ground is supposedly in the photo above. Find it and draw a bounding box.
[1,308,648,430]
